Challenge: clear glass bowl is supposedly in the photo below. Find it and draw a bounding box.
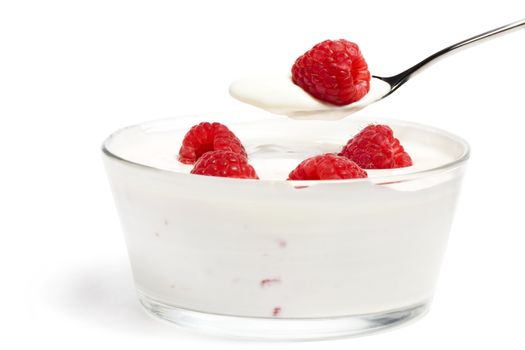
[102,113,469,340]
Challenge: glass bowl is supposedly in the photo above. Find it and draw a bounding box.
[102,113,469,340]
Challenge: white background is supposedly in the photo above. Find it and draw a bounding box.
[1,1,525,349]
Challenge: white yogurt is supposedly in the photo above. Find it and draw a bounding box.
[229,74,391,120]
[103,115,468,318]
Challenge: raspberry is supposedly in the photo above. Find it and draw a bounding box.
[272,307,281,317]
[178,122,246,164]
[288,154,367,180]
[190,151,258,179]
[260,278,281,287]
[291,39,371,106]
[339,125,413,169]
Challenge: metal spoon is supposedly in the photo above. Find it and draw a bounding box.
[375,18,525,99]
[229,18,525,120]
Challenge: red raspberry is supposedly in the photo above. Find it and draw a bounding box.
[291,39,371,106]
[191,151,259,179]
[288,154,367,180]
[178,122,246,164]
[339,125,413,169]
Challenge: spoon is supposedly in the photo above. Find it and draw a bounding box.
[229,18,525,120]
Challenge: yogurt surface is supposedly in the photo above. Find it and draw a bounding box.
[109,116,462,181]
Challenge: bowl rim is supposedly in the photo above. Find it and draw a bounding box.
[101,114,470,186]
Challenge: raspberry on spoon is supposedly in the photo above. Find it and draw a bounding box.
[339,124,413,169]
[288,154,368,180]
[292,39,371,106]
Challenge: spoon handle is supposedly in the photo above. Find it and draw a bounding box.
[375,18,525,94]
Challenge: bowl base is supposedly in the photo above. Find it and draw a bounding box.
[138,291,430,341]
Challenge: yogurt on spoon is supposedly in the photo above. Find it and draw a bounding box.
[229,74,390,120]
